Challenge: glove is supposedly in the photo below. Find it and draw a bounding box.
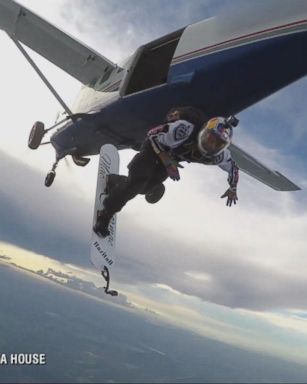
[165,161,181,181]
[221,187,238,207]
[158,152,183,181]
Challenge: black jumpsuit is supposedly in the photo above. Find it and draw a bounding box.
[103,107,206,215]
[103,140,168,214]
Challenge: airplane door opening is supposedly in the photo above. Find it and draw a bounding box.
[122,28,184,96]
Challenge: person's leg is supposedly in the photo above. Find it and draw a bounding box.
[94,176,147,237]
[94,145,162,237]
[143,151,169,204]
[145,183,166,204]
[103,176,146,213]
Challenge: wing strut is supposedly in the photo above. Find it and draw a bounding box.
[9,33,74,118]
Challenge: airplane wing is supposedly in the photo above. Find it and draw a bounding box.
[0,0,117,85]
[229,144,300,191]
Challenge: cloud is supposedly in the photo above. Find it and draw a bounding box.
[4,143,305,312]
[238,77,307,160]
[0,149,92,266]
[110,148,307,311]
[57,0,233,63]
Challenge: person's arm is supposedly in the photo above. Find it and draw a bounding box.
[218,150,239,207]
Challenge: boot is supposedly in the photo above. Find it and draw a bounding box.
[106,174,128,194]
[93,209,113,238]
[145,183,165,204]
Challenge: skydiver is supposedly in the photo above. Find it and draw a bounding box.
[93,106,239,238]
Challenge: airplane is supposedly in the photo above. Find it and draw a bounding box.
[0,0,306,191]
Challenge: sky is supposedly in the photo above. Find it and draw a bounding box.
[1,0,307,378]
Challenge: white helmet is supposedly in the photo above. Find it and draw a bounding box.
[198,116,234,156]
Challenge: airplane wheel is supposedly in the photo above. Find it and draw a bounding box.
[28,121,45,149]
[45,171,56,187]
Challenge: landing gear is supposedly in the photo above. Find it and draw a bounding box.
[45,159,59,187]
[27,116,73,187]
[27,119,58,187]
[28,115,71,151]
[28,121,45,149]
[72,155,91,167]
[45,171,56,187]
[28,115,91,187]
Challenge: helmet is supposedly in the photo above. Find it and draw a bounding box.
[198,117,234,156]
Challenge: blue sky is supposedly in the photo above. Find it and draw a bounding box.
[1,0,307,373]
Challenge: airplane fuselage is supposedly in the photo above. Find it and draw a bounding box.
[49,3,307,160]
[51,27,307,158]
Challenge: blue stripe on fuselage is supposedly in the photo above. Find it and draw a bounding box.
[51,30,307,157]
[168,29,307,113]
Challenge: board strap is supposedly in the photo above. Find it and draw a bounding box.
[101,266,118,296]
